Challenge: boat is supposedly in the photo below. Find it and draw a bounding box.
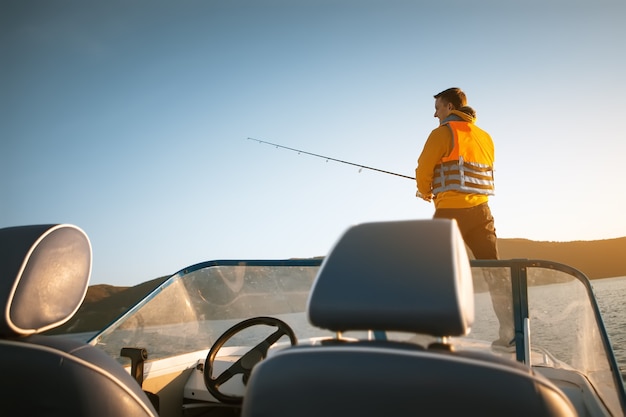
[1,220,625,416]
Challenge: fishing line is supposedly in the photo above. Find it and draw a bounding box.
[247,137,415,180]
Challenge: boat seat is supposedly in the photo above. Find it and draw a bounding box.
[241,219,578,417]
[0,224,158,417]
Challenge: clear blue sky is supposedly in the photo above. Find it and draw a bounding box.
[2,1,625,287]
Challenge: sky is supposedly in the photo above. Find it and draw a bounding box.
[2,0,625,287]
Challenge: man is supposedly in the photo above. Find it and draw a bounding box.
[415,87,513,348]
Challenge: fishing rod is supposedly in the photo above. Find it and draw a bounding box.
[247,137,415,181]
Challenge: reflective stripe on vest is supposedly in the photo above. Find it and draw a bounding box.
[432,122,495,196]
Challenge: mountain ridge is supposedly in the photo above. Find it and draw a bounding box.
[497,236,626,280]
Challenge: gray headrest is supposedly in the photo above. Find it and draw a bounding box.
[0,224,92,337]
[307,219,474,337]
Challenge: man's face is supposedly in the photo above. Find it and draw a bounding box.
[434,97,454,124]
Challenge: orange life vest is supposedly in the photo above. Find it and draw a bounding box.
[432,121,495,196]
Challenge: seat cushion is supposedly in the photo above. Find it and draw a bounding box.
[242,344,577,417]
[0,336,158,416]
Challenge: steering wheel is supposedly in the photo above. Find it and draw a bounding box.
[203,316,297,404]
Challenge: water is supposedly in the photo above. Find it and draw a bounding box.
[592,275,626,377]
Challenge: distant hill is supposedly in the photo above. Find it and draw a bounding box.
[498,237,626,280]
[47,276,169,335]
[47,237,626,334]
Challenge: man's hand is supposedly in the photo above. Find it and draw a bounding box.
[416,190,433,202]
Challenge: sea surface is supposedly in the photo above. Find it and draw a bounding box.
[592,275,626,377]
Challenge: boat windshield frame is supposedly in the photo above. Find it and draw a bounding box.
[88,258,626,414]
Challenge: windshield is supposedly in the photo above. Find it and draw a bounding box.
[89,258,624,414]
[90,260,329,361]
[469,260,624,415]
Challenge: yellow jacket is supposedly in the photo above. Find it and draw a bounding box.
[416,110,494,209]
